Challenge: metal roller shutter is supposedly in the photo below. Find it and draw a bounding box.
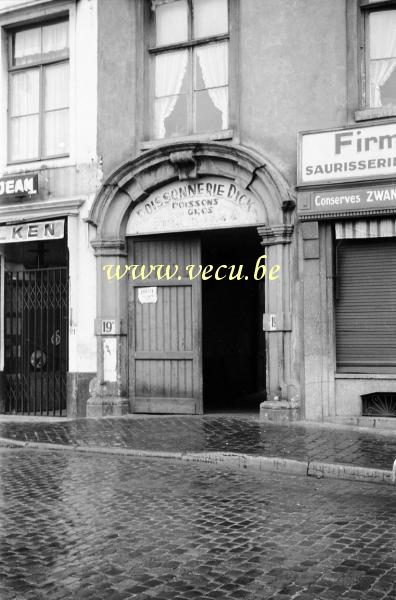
[336,238,396,373]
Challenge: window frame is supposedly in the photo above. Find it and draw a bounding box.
[7,17,70,165]
[140,0,238,145]
[356,0,396,120]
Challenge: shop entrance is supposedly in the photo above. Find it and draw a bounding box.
[128,227,264,414]
[3,236,69,415]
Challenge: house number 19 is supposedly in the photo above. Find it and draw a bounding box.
[101,319,115,334]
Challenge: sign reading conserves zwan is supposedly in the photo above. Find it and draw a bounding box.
[298,184,396,218]
[0,173,38,198]
[299,122,396,185]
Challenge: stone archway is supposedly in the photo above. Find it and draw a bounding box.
[87,142,301,417]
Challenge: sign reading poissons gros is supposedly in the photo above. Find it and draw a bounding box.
[126,177,266,235]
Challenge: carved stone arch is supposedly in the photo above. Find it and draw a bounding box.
[88,141,296,242]
[87,141,301,420]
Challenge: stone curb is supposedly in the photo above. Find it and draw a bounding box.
[0,436,395,486]
[307,460,394,485]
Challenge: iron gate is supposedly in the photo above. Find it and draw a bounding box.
[4,267,68,415]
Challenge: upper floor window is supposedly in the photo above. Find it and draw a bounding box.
[150,0,229,139]
[8,20,69,163]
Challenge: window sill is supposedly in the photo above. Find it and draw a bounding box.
[140,129,234,151]
[4,155,73,174]
[335,373,396,379]
[355,106,396,121]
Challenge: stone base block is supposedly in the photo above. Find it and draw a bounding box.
[67,372,96,418]
[86,396,130,418]
[260,402,301,424]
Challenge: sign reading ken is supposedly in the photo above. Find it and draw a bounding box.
[0,220,64,243]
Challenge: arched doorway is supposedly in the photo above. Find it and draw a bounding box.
[87,143,299,417]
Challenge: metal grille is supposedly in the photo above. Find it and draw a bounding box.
[4,267,68,416]
[361,392,396,418]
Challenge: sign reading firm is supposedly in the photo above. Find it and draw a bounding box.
[0,220,64,243]
[298,184,396,218]
[299,123,396,185]
[0,173,38,198]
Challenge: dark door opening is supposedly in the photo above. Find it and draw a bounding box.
[201,228,265,412]
[3,234,69,416]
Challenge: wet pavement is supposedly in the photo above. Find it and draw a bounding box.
[1,414,396,471]
[0,447,395,600]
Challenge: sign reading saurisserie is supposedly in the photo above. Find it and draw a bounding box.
[298,184,396,218]
[126,177,265,235]
[299,123,396,185]
[0,173,38,198]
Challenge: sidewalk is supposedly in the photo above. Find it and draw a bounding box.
[1,413,396,485]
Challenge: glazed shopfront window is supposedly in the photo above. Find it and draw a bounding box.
[8,20,69,163]
[151,0,229,139]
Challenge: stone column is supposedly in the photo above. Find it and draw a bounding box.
[257,224,301,423]
[300,221,335,421]
[86,239,129,417]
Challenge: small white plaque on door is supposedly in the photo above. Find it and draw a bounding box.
[137,286,158,304]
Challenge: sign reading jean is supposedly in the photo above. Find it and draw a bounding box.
[0,173,38,198]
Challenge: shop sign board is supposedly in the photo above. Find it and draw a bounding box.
[299,122,396,185]
[126,177,266,235]
[0,173,38,198]
[298,183,396,218]
[0,219,64,243]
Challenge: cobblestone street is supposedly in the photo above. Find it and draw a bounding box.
[1,447,396,600]
[2,414,396,471]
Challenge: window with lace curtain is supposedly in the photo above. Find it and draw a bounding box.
[8,20,69,163]
[150,0,229,139]
[362,4,396,109]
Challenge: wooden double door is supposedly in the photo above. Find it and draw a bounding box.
[128,235,202,414]
[128,231,265,414]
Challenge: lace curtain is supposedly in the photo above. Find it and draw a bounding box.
[196,43,228,129]
[155,50,188,138]
[369,11,396,107]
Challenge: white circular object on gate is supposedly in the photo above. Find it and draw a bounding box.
[30,350,47,369]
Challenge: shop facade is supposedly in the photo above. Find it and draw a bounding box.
[0,0,98,417]
[2,0,376,421]
[299,121,396,424]
[86,142,301,417]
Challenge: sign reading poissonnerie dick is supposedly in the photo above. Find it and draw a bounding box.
[126,177,266,235]
[299,123,396,185]
[0,173,38,198]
